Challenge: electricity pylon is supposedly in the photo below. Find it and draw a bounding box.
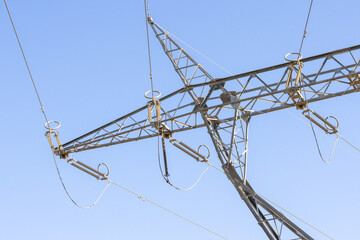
[46,17,360,239]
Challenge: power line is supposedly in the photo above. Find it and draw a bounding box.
[5,1,358,239]
[338,134,360,153]
[109,179,229,240]
[298,0,315,55]
[296,0,339,164]
[143,0,155,99]
[255,192,335,240]
[3,0,49,123]
[307,110,339,163]
[54,157,111,209]
[3,0,114,210]
[286,110,360,161]
[158,151,211,191]
[3,2,228,238]
[206,160,336,239]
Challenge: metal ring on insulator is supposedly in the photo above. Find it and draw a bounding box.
[284,52,303,62]
[97,163,110,177]
[144,90,161,99]
[198,144,211,159]
[44,120,61,130]
[324,116,340,131]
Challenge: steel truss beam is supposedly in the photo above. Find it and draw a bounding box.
[58,41,360,156]
[53,17,360,240]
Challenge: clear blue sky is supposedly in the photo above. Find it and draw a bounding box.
[1,1,360,239]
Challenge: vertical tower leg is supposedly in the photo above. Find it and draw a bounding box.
[223,162,314,240]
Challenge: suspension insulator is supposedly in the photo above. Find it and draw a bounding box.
[287,88,307,110]
[302,109,339,134]
[169,139,209,162]
[67,159,109,180]
[145,90,162,126]
[44,121,68,158]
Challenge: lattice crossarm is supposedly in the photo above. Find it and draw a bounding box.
[183,44,360,117]
[53,44,360,159]
[56,89,211,155]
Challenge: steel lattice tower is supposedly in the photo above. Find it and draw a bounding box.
[46,17,360,239]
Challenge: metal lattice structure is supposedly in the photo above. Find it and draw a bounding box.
[47,17,360,239]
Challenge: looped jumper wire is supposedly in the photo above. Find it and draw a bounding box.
[158,135,211,192]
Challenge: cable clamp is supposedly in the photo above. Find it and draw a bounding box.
[284,54,307,110]
[347,74,360,89]
[147,16,154,24]
[285,53,304,93]
[287,87,307,110]
[160,123,172,139]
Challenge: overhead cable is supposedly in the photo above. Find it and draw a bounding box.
[109,179,228,240]
[3,0,49,123]
[298,0,315,55]
[54,160,111,209]
[308,114,340,163]
[207,158,336,239]
[255,192,335,240]
[143,0,155,98]
[295,0,339,163]
[3,0,111,210]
